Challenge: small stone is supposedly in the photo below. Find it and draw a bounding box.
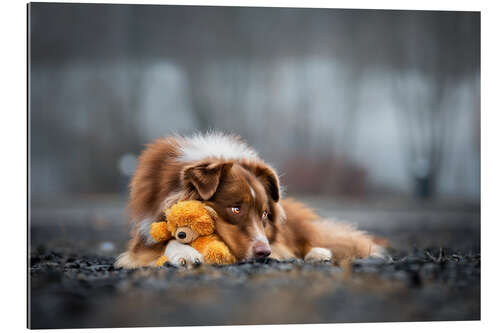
[352,257,387,266]
[403,255,426,264]
[43,254,55,261]
[67,263,80,269]
[30,257,41,266]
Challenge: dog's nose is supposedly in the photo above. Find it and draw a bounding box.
[252,242,271,258]
[177,231,186,239]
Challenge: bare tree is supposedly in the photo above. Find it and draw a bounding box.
[391,12,479,199]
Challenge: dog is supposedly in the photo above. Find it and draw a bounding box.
[115,132,386,268]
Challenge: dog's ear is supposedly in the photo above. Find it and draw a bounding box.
[182,161,233,200]
[254,165,281,202]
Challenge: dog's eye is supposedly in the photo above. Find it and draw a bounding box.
[262,210,268,219]
[231,207,241,215]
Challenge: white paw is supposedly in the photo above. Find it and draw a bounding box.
[369,245,392,261]
[305,247,332,262]
[164,240,204,267]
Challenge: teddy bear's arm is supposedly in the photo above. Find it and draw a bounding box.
[150,221,172,243]
[191,235,236,265]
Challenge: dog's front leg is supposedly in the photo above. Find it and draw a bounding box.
[163,240,203,268]
[270,244,296,260]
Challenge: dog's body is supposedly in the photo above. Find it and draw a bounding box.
[115,133,385,268]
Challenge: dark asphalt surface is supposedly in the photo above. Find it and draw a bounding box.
[29,197,480,328]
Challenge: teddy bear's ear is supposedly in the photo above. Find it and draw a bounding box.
[182,161,233,200]
[204,205,218,221]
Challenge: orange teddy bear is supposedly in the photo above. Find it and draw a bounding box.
[150,200,236,266]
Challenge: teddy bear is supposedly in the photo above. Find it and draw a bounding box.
[150,200,236,266]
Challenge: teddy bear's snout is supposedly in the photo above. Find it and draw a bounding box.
[175,227,199,244]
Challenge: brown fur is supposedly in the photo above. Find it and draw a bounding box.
[116,135,385,268]
[266,198,382,261]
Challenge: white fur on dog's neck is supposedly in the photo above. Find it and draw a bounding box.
[178,132,259,162]
[137,217,156,245]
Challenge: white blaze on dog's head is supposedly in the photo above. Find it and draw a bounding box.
[249,185,256,201]
[244,182,272,259]
[246,222,271,259]
[137,216,156,245]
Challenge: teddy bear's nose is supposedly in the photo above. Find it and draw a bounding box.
[177,231,186,239]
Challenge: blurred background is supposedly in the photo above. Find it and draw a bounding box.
[29,3,480,255]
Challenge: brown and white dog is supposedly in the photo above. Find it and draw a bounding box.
[115,133,386,268]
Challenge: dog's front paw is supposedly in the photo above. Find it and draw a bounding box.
[164,240,203,268]
[305,247,332,262]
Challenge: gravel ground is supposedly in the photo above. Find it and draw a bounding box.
[29,196,480,328]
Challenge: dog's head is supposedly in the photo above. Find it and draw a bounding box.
[182,159,284,260]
